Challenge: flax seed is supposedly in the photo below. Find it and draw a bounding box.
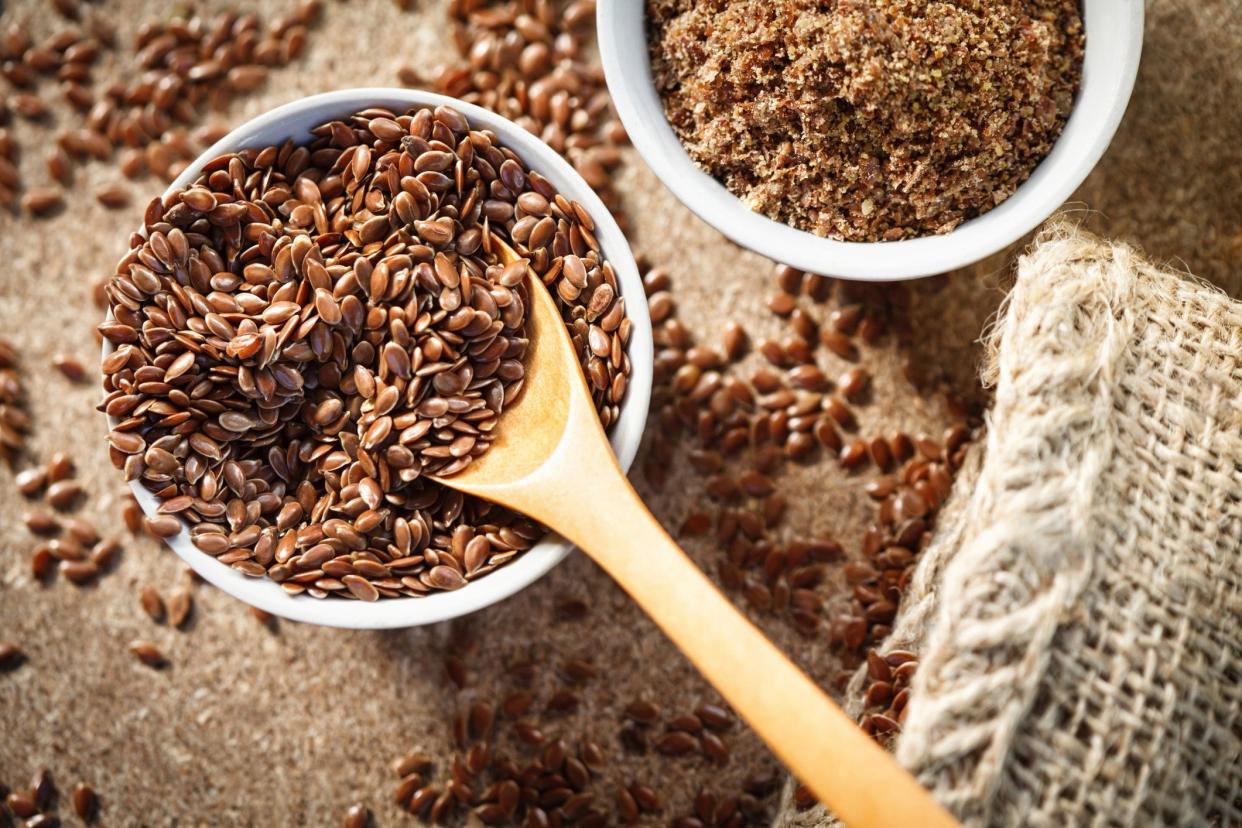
[22,187,63,215]
[139,585,165,622]
[0,641,24,670]
[30,546,55,579]
[721,321,747,360]
[143,515,180,538]
[766,293,797,316]
[785,431,815,459]
[6,790,37,818]
[16,467,47,496]
[128,639,165,668]
[789,308,818,340]
[840,439,868,469]
[53,353,88,381]
[61,559,98,584]
[24,510,60,535]
[12,92,48,119]
[820,329,857,361]
[72,783,98,821]
[700,730,729,762]
[788,364,829,391]
[95,184,130,208]
[768,265,802,294]
[831,304,863,335]
[823,396,856,430]
[626,783,660,813]
[838,367,868,400]
[343,803,369,828]
[47,452,74,482]
[166,588,192,628]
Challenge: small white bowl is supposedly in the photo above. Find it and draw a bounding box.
[598,0,1144,281]
[104,88,653,629]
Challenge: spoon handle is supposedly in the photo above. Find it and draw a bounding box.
[537,439,959,828]
[461,242,956,825]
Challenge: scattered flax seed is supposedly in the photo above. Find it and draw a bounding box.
[46,480,83,510]
[60,559,98,585]
[793,783,818,811]
[21,187,63,215]
[6,790,37,818]
[114,500,139,534]
[649,0,1085,240]
[8,5,326,220]
[167,588,193,628]
[139,585,165,622]
[47,148,73,186]
[642,254,977,752]
[29,771,52,814]
[72,782,99,821]
[118,148,146,178]
[127,639,166,668]
[392,752,432,777]
[24,510,60,535]
[249,606,275,626]
[701,730,729,762]
[694,702,733,731]
[91,538,120,569]
[64,516,98,545]
[656,730,697,756]
[52,353,88,381]
[95,184,131,208]
[15,468,46,496]
[343,802,369,828]
[12,92,49,119]
[47,451,75,482]
[445,655,467,689]
[0,343,29,462]
[434,0,629,227]
[31,546,55,579]
[397,65,423,87]
[0,641,25,670]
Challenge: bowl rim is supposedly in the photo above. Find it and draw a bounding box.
[102,87,653,629]
[597,0,1145,281]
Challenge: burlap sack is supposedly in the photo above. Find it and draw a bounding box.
[778,225,1242,827]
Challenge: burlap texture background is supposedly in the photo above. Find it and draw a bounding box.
[2,1,1241,824]
[776,226,1242,826]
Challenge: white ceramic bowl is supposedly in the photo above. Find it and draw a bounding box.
[103,88,653,629]
[598,0,1144,281]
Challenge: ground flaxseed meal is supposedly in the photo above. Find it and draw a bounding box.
[648,0,1084,241]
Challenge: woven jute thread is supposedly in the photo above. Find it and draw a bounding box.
[778,225,1242,827]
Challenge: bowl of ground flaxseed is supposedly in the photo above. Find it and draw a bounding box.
[598,0,1144,281]
[98,88,652,629]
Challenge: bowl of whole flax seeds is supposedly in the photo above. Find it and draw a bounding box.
[98,88,652,629]
[599,0,1144,280]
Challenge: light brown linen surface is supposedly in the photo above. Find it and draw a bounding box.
[1,0,1239,823]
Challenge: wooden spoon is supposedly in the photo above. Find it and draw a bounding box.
[434,238,959,828]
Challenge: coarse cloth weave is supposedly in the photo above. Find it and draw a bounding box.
[777,225,1242,827]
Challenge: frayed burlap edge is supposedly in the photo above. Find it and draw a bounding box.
[777,223,1242,827]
